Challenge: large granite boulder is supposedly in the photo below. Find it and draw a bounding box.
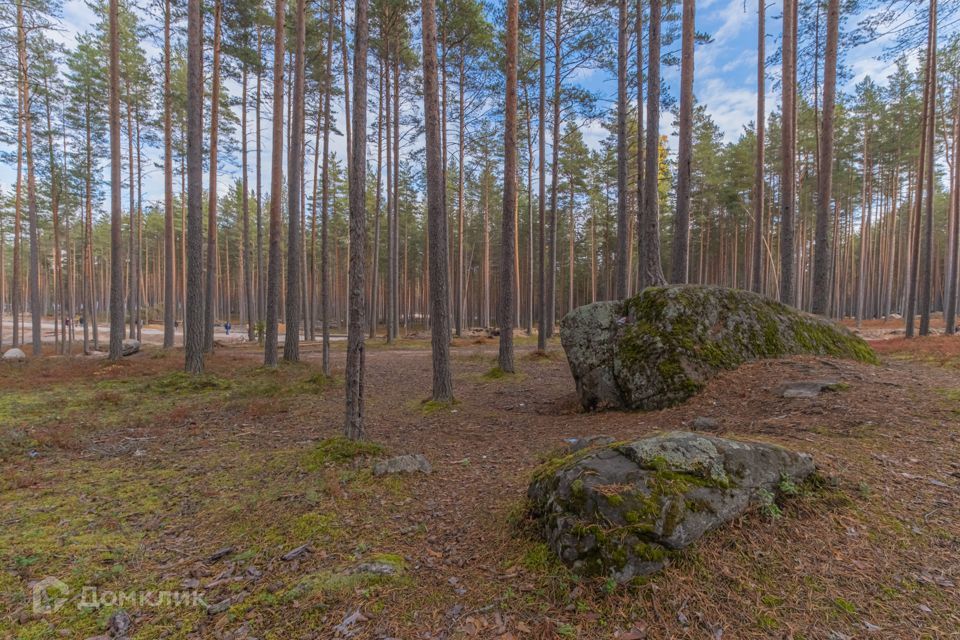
[561,285,877,411]
[527,431,815,582]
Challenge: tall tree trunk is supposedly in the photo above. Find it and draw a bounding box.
[615,0,629,298]
[635,0,644,293]
[126,84,137,340]
[918,0,937,336]
[205,0,222,352]
[256,26,265,331]
[751,0,764,294]
[242,65,254,342]
[345,0,369,438]
[946,80,960,333]
[811,0,838,315]
[107,0,124,360]
[906,0,935,338]
[536,0,546,351]
[284,0,306,362]
[264,0,286,366]
[672,0,695,284]
[17,1,41,357]
[320,0,335,373]
[640,0,666,289]
[392,54,401,336]
[41,77,63,353]
[500,0,519,373]
[456,57,466,335]
[371,61,383,338]
[163,0,175,347]
[184,0,205,373]
[547,0,562,336]
[779,0,797,305]
[422,0,454,401]
[13,60,23,349]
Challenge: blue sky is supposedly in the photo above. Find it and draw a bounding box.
[0,0,937,206]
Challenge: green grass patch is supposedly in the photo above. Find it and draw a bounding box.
[302,436,384,470]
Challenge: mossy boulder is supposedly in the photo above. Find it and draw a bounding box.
[527,431,815,582]
[560,285,877,411]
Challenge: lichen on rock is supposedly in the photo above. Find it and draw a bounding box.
[560,285,878,411]
[527,431,815,582]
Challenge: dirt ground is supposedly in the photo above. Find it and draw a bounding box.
[1,333,959,639]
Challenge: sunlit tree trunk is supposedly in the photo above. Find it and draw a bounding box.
[499,0,518,373]
[640,0,666,289]
[422,0,454,401]
[811,0,838,315]
[615,0,629,298]
[672,0,694,284]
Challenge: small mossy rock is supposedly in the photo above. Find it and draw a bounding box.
[2,348,26,362]
[527,431,815,582]
[560,285,878,411]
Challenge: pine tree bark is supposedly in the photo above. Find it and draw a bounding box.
[751,0,764,294]
[16,0,41,357]
[918,0,937,336]
[204,0,222,352]
[640,0,666,289]
[547,0,562,336]
[345,0,369,437]
[184,0,205,373]
[320,0,335,374]
[242,65,254,342]
[672,0,694,284]
[107,0,124,360]
[615,0,629,298]
[264,0,286,366]
[284,0,306,362]
[537,0,546,351]
[422,0,454,401]
[499,0,518,373]
[163,0,175,347]
[811,0,838,315]
[779,0,797,305]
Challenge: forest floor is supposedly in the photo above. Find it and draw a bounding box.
[1,331,959,640]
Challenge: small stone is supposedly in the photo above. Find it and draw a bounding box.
[2,348,26,362]
[207,546,234,562]
[565,435,614,452]
[281,544,311,561]
[690,417,720,431]
[108,609,132,637]
[206,598,232,615]
[373,454,432,476]
[777,380,842,398]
